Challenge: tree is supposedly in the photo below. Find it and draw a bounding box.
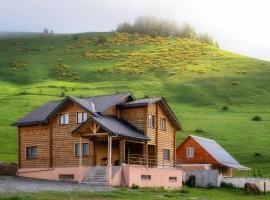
[43,28,49,34]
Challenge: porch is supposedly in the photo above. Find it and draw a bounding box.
[72,115,158,168]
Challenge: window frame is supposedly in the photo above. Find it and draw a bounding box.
[160,117,166,131]
[186,147,195,158]
[59,113,69,125]
[149,114,155,128]
[75,143,89,157]
[26,146,38,160]
[163,149,170,161]
[77,112,88,124]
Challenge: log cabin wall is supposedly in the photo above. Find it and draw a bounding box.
[176,137,218,164]
[119,106,147,132]
[156,103,175,166]
[19,125,50,168]
[51,102,93,167]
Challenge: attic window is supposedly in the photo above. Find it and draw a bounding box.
[77,112,87,124]
[160,118,166,131]
[59,114,69,125]
[149,115,155,128]
[186,147,194,158]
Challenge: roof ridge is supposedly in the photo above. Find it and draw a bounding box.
[190,135,215,141]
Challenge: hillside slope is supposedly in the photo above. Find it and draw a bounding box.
[0,32,270,176]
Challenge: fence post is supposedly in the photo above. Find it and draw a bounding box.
[264,182,266,194]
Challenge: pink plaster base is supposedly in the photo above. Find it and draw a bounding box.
[18,167,90,183]
[122,165,182,189]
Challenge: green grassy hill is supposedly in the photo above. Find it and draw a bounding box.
[0,32,270,177]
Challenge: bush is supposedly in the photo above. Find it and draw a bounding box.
[222,106,229,111]
[96,36,107,45]
[254,152,261,157]
[195,129,204,134]
[252,116,262,121]
[60,91,66,97]
[220,182,234,188]
[131,183,139,189]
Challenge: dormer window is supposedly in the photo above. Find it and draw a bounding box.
[59,114,69,125]
[149,115,155,128]
[77,112,88,124]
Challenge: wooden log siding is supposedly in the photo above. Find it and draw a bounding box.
[146,103,176,166]
[19,125,50,168]
[119,106,146,131]
[51,102,93,167]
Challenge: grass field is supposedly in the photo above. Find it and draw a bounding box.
[0,32,270,177]
[0,187,270,200]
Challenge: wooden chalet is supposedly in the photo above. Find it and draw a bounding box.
[13,93,183,188]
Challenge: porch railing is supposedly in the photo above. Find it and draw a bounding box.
[128,154,182,169]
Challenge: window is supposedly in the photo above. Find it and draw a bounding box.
[163,149,170,160]
[160,118,166,130]
[149,115,155,128]
[59,113,69,125]
[141,175,151,180]
[186,147,195,158]
[77,112,88,124]
[26,146,37,159]
[169,176,177,182]
[75,143,89,156]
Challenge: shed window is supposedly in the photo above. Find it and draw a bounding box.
[75,143,89,156]
[59,114,69,125]
[169,176,177,182]
[149,115,155,128]
[186,147,194,158]
[77,112,88,124]
[163,149,170,160]
[26,146,37,159]
[160,118,166,130]
[141,175,151,180]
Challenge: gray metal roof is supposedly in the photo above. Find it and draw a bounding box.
[190,135,250,170]
[119,97,162,107]
[73,115,149,141]
[13,93,133,126]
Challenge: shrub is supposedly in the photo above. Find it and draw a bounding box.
[60,91,66,97]
[96,36,107,45]
[195,129,204,134]
[220,182,234,188]
[143,95,150,99]
[131,183,139,189]
[254,152,261,157]
[222,106,229,111]
[252,116,262,121]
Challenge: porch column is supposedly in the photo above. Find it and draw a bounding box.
[78,136,84,183]
[79,137,83,166]
[144,142,148,166]
[107,135,112,166]
[107,135,112,183]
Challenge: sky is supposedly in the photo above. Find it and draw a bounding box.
[0,0,269,61]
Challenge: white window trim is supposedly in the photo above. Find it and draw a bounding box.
[59,113,69,125]
[186,147,195,158]
[77,112,88,124]
[149,114,155,128]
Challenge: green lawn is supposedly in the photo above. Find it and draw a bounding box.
[0,187,270,200]
[0,32,270,177]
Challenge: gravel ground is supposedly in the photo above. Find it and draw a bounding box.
[0,176,113,193]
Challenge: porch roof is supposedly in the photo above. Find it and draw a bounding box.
[72,115,149,141]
